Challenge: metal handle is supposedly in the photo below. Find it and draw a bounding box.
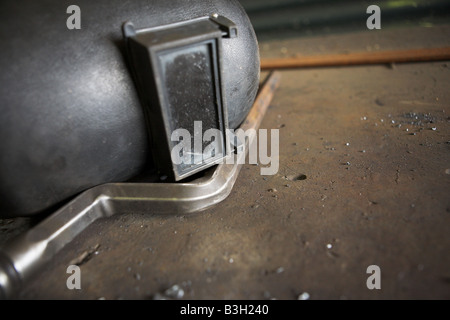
[0,71,281,299]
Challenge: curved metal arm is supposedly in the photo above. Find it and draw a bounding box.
[0,71,281,300]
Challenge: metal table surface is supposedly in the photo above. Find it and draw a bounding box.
[1,24,450,300]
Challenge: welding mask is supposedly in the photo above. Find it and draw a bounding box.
[0,0,260,217]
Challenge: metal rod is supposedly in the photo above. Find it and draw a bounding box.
[0,71,281,299]
[261,47,450,70]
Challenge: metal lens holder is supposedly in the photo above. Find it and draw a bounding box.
[123,15,238,181]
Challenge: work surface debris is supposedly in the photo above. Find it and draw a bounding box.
[1,25,449,300]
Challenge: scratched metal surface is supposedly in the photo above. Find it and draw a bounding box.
[2,24,450,300]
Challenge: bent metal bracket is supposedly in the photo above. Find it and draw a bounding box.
[0,71,281,299]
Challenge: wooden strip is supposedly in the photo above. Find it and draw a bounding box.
[242,71,282,132]
[260,47,450,70]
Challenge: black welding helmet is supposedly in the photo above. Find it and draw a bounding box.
[0,0,260,217]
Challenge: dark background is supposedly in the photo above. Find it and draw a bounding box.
[239,0,450,40]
